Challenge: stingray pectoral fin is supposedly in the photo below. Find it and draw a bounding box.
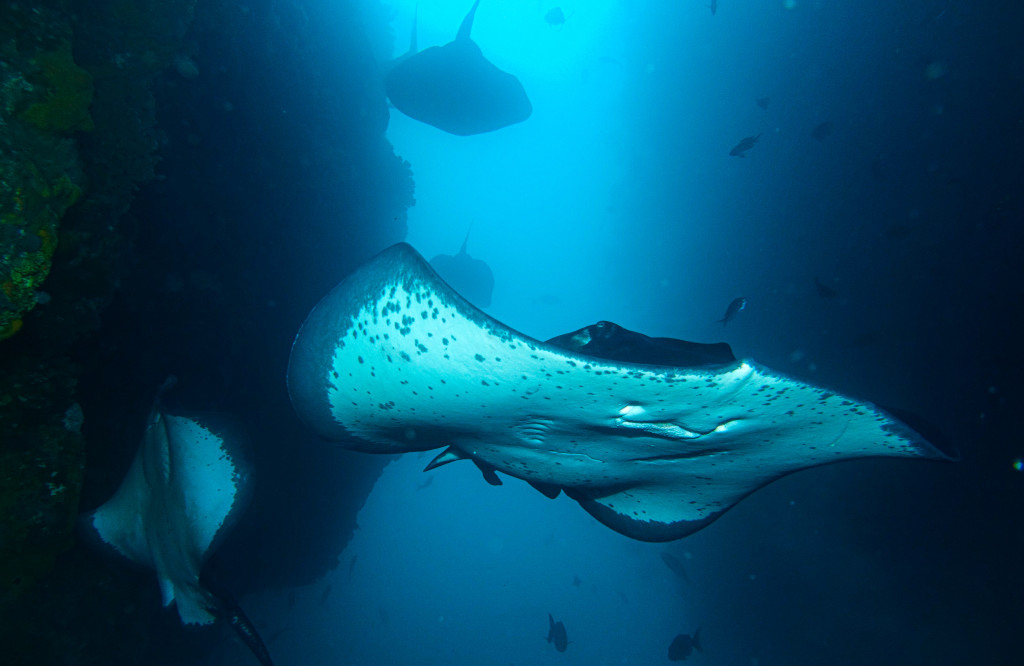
[568,484,726,542]
[87,454,154,567]
[86,407,250,625]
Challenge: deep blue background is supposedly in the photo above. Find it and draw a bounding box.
[69,1,1023,664]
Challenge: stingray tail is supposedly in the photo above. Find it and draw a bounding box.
[208,590,276,666]
[458,224,472,256]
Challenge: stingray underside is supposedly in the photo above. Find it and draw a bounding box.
[85,409,250,624]
[288,243,952,541]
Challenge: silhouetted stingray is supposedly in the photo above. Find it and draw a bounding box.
[544,7,566,27]
[287,244,953,542]
[428,232,494,308]
[729,134,760,157]
[385,0,532,135]
[811,121,834,141]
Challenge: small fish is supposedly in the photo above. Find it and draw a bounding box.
[716,297,747,326]
[756,96,770,110]
[814,277,837,299]
[811,121,834,141]
[729,134,760,157]
[660,552,692,584]
[547,614,568,652]
[708,0,718,16]
[668,628,703,661]
[572,575,582,587]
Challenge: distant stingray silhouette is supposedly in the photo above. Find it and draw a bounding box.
[385,0,532,135]
[428,230,494,308]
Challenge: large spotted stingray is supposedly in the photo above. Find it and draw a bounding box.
[288,244,951,541]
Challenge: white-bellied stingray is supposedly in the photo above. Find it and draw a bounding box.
[428,231,494,308]
[385,0,532,135]
[287,244,953,542]
[82,378,274,665]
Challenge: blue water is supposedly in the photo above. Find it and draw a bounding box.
[204,2,1018,664]
[59,0,1022,664]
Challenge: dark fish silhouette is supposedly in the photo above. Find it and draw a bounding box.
[572,575,582,587]
[429,231,494,308]
[544,7,566,27]
[668,628,703,661]
[756,96,770,109]
[814,277,838,299]
[729,134,760,157]
[660,552,692,584]
[716,297,747,326]
[708,0,718,15]
[547,614,568,652]
[811,121,834,141]
[385,0,532,135]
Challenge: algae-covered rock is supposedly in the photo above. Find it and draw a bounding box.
[22,42,95,133]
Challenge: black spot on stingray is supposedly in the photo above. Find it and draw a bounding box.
[474,353,486,362]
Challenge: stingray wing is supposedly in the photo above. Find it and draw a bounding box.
[86,410,248,624]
